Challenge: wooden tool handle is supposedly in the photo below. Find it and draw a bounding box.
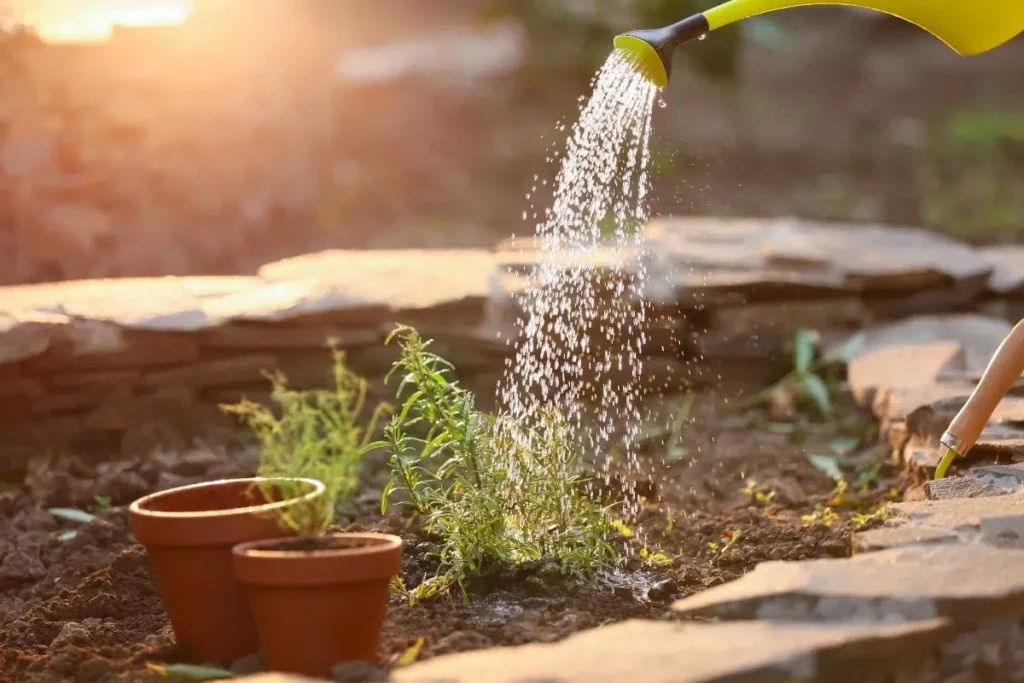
[945,320,1024,454]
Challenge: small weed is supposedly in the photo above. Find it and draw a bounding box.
[378,326,617,601]
[708,530,740,553]
[639,547,673,566]
[852,504,892,530]
[612,519,635,539]
[741,478,776,504]
[93,496,112,511]
[738,329,848,419]
[801,505,839,528]
[664,511,676,535]
[221,344,390,536]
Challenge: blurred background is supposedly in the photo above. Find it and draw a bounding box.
[0,0,1021,285]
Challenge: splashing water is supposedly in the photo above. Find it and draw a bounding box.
[498,51,659,512]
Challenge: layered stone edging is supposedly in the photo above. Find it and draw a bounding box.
[3,218,1022,474]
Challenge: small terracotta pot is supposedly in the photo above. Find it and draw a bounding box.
[130,477,324,664]
[232,532,403,677]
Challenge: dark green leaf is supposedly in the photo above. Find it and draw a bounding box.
[801,374,832,416]
[828,437,860,455]
[806,454,844,480]
[793,329,816,374]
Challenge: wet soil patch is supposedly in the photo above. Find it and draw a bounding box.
[0,390,908,681]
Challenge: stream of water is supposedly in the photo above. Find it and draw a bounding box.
[499,51,659,509]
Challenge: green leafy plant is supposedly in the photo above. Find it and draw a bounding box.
[801,505,839,528]
[378,325,617,601]
[852,504,891,530]
[741,329,859,418]
[221,346,389,536]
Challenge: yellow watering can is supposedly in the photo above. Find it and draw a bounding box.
[615,0,1024,87]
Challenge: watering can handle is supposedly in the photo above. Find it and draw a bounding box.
[941,319,1024,457]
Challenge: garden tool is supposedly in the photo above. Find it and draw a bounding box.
[934,320,1024,479]
[615,0,1024,87]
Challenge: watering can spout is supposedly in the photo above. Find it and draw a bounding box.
[615,0,1024,87]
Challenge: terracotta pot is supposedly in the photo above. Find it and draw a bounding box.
[130,477,325,664]
[232,532,403,677]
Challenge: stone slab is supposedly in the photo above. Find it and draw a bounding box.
[0,276,257,331]
[672,544,1024,624]
[974,464,1024,493]
[0,311,67,365]
[141,355,277,390]
[853,525,959,553]
[200,279,391,326]
[847,342,964,408]
[200,324,382,351]
[926,476,1010,501]
[847,315,1012,376]
[926,464,1024,500]
[23,320,201,373]
[644,218,991,292]
[889,495,1024,536]
[982,245,1024,295]
[256,249,496,313]
[393,618,951,683]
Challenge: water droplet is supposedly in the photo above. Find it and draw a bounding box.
[657,99,667,109]
[698,33,707,41]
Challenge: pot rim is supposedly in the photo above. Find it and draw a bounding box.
[233,532,403,559]
[129,477,325,521]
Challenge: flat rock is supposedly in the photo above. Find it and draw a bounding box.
[890,495,1024,536]
[672,544,1024,624]
[847,342,964,408]
[200,324,382,351]
[0,312,55,365]
[853,525,959,552]
[644,218,990,292]
[711,298,867,339]
[846,315,1012,375]
[22,319,200,373]
[256,249,496,313]
[925,464,1024,500]
[982,245,1024,295]
[926,476,1009,501]
[141,355,277,390]
[973,464,1024,493]
[201,279,391,326]
[0,276,256,331]
[393,618,951,683]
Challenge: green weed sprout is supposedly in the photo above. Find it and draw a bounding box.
[377,325,616,602]
[221,345,390,536]
[740,328,862,418]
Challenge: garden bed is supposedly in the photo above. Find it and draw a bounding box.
[0,384,911,682]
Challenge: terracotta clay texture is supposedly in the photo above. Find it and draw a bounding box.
[233,532,403,677]
[129,477,324,663]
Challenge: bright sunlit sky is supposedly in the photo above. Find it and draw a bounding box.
[5,0,194,42]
